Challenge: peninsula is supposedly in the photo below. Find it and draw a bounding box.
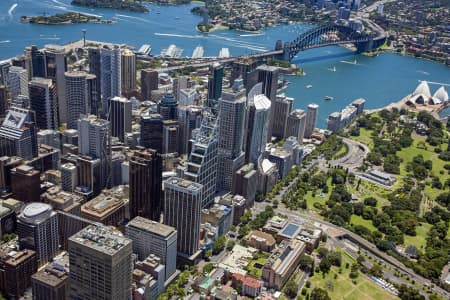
[71,0,149,13]
[21,13,116,25]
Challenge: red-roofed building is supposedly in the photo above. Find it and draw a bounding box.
[231,273,262,297]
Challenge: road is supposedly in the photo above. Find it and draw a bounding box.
[330,137,370,171]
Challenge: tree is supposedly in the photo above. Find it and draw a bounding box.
[203,263,214,273]
[299,254,314,270]
[310,288,331,300]
[284,279,299,298]
[212,235,226,254]
[397,284,425,300]
[319,257,331,274]
[204,249,212,260]
[226,239,235,251]
[369,263,383,277]
[327,251,342,267]
[364,197,377,207]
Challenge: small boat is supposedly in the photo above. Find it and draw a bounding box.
[324,96,334,101]
[306,85,312,89]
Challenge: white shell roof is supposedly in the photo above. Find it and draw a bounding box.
[413,81,432,98]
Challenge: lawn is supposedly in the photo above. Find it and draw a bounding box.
[352,128,375,149]
[246,257,267,279]
[350,215,377,232]
[403,223,432,250]
[306,178,332,212]
[333,142,349,159]
[308,253,398,300]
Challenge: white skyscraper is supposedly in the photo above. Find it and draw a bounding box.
[304,103,319,138]
[7,66,28,99]
[245,94,271,165]
[101,45,121,116]
[61,162,77,192]
[285,109,307,143]
[65,71,88,129]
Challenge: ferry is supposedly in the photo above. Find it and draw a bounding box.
[306,85,313,89]
[218,48,230,58]
[324,96,334,101]
[160,44,183,58]
[136,44,151,56]
[191,46,204,59]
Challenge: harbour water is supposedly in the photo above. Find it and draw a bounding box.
[0,0,449,128]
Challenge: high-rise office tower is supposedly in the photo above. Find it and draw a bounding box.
[0,86,7,117]
[76,155,102,197]
[29,78,58,130]
[207,63,224,113]
[140,69,158,101]
[164,177,203,258]
[184,114,219,208]
[217,88,246,191]
[100,45,121,115]
[125,216,177,279]
[0,60,10,86]
[233,163,258,208]
[255,65,279,140]
[177,105,202,155]
[0,107,38,159]
[7,66,28,98]
[285,109,306,143]
[129,149,162,221]
[172,76,188,101]
[163,120,179,154]
[17,202,59,266]
[304,103,319,138]
[11,165,41,203]
[65,71,94,129]
[108,96,132,142]
[69,225,133,300]
[61,162,77,192]
[140,113,163,152]
[44,45,67,123]
[121,49,136,95]
[78,115,111,189]
[271,94,293,139]
[86,73,99,116]
[11,94,30,109]
[158,93,178,120]
[245,94,271,165]
[26,45,46,78]
[88,47,102,103]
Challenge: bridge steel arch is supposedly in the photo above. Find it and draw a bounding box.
[278,23,386,61]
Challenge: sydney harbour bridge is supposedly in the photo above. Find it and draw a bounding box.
[153,20,387,72]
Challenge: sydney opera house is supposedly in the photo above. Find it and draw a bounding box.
[407,81,449,106]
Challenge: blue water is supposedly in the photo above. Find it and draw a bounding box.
[0,0,449,128]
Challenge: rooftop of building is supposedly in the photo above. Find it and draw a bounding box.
[32,261,68,286]
[278,222,302,239]
[61,162,76,170]
[253,94,271,110]
[1,249,36,266]
[79,114,109,126]
[352,98,366,105]
[81,194,124,218]
[308,103,319,109]
[19,202,55,224]
[69,224,131,255]
[246,230,276,245]
[29,77,53,86]
[127,216,176,237]
[290,109,306,118]
[164,177,202,192]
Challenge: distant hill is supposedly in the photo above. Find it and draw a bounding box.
[71,0,149,13]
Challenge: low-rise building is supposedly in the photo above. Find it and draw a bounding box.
[31,253,69,300]
[231,273,262,298]
[81,192,126,226]
[262,240,306,290]
[244,230,276,252]
[201,204,233,236]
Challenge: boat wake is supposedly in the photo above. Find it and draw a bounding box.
[8,3,18,17]
[239,33,265,37]
[0,40,11,44]
[416,70,430,76]
[51,0,69,7]
[340,59,360,65]
[115,14,150,23]
[154,33,204,39]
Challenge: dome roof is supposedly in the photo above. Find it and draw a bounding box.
[414,81,432,98]
[433,86,449,103]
